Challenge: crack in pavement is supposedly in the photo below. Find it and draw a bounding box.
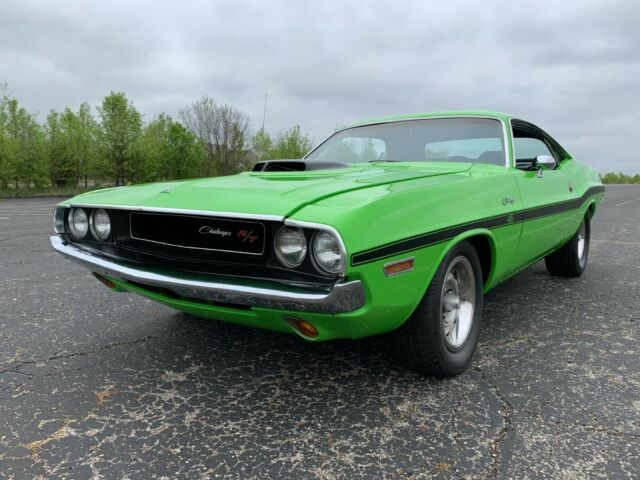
[475,366,514,479]
[517,408,640,442]
[0,325,203,375]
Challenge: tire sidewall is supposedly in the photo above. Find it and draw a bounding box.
[578,215,591,270]
[427,241,484,374]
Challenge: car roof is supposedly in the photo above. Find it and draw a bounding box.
[345,110,513,130]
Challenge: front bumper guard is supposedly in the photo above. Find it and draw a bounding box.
[50,236,365,314]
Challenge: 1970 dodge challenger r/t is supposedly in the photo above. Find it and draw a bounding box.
[51,111,604,376]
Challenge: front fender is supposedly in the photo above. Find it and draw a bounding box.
[339,225,516,336]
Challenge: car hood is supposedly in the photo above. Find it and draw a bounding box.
[65,163,472,218]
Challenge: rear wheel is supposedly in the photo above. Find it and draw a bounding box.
[389,241,483,377]
[545,215,590,277]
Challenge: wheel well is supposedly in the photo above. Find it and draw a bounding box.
[466,235,492,286]
[587,202,596,219]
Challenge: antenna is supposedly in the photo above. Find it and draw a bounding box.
[262,92,268,131]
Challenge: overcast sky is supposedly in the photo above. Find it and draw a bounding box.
[1,0,638,172]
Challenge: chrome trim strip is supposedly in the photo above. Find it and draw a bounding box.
[508,117,517,169]
[499,118,510,168]
[50,236,365,314]
[60,203,285,222]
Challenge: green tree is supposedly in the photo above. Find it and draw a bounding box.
[252,128,273,161]
[139,113,173,181]
[139,114,205,181]
[98,92,142,185]
[266,125,313,159]
[5,98,46,189]
[165,121,204,179]
[75,103,101,187]
[601,172,640,184]
[0,86,9,189]
[46,110,73,186]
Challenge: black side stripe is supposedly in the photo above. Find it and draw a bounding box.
[350,185,605,266]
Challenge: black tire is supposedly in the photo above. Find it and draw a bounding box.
[544,214,590,278]
[389,241,484,377]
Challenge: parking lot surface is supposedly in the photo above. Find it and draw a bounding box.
[0,185,639,479]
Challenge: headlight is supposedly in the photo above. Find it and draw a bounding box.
[275,226,307,267]
[90,209,111,241]
[53,207,66,234]
[69,208,89,239]
[312,231,344,275]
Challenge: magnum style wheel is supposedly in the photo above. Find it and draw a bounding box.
[545,214,590,278]
[390,240,484,377]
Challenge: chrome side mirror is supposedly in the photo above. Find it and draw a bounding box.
[535,155,556,170]
[534,155,556,178]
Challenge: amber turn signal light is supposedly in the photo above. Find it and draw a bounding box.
[383,258,415,277]
[284,316,319,339]
[93,272,116,290]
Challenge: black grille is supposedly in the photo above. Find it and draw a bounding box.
[129,212,266,255]
[65,207,339,288]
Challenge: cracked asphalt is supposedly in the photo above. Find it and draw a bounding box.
[1,185,639,479]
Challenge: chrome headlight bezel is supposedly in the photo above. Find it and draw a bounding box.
[53,206,66,234]
[68,208,89,240]
[274,226,308,268]
[311,230,346,275]
[90,208,111,241]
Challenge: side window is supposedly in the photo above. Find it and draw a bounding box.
[513,136,556,170]
[514,137,553,158]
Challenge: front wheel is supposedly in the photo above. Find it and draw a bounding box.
[545,214,590,277]
[389,241,484,377]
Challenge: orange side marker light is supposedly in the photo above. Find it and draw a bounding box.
[383,258,415,277]
[93,272,116,290]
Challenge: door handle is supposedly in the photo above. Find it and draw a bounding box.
[502,197,515,205]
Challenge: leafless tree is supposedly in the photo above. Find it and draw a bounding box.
[179,96,252,176]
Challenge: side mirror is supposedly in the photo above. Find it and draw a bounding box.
[535,155,556,170]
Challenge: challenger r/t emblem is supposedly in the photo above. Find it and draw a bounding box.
[199,226,232,237]
[236,229,259,243]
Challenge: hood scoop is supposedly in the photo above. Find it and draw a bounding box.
[252,159,349,172]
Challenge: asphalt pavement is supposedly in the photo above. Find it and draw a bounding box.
[0,185,638,479]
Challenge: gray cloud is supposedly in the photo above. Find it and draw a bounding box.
[1,0,638,172]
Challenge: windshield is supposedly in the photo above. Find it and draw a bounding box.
[306,117,506,166]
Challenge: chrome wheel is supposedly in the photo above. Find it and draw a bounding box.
[577,220,586,261]
[440,256,476,349]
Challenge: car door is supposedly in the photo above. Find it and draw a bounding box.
[511,120,576,268]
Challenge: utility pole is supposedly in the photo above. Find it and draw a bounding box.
[262,93,268,132]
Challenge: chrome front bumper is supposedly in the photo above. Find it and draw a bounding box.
[50,236,365,314]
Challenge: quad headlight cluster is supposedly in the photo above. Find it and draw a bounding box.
[274,225,345,275]
[57,207,112,242]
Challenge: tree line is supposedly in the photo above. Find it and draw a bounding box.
[1,84,636,191]
[600,172,640,184]
[0,85,313,191]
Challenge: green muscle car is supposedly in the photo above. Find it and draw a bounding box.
[51,111,604,376]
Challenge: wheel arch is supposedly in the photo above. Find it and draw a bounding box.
[430,229,497,293]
